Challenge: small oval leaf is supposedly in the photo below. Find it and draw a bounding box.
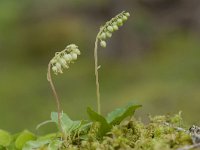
[106,104,142,125]
[15,130,36,149]
[87,107,111,137]
[0,129,12,147]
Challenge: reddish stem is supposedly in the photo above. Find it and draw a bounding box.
[47,62,61,129]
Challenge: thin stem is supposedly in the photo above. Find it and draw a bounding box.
[47,62,61,129]
[94,37,101,114]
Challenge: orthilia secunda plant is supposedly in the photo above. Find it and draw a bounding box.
[94,11,130,114]
[47,44,81,129]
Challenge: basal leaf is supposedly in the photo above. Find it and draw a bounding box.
[87,107,111,137]
[48,139,63,150]
[51,112,73,125]
[37,133,58,141]
[106,104,142,125]
[22,139,50,150]
[15,130,36,149]
[51,112,86,135]
[51,112,74,133]
[0,129,11,147]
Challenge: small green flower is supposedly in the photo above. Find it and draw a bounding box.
[98,11,130,48]
[106,32,112,38]
[55,63,62,73]
[50,44,81,75]
[117,18,123,24]
[63,54,72,62]
[113,25,119,31]
[73,49,81,55]
[125,12,130,17]
[71,53,78,60]
[122,16,128,21]
[107,26,114,32]
[100,32,107,40]
[59,58,68,68]
[52,66,58,73]
[100,41,107,48]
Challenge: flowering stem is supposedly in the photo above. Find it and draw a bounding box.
[94,36,101,114]
[47,62,61,129]
[93,11,130,114]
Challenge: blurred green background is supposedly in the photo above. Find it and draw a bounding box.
[0,0,200,133]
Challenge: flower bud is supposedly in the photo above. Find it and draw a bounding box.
[112,22,117,26]
[64,54,72,62]
[125,12,130,17]
[56,62,61,69]
[100,32,106,40]
[100,41,106,48]
[66,44,77,49]
[122,16,128,21]
[106,32,112,38]
[117,19,123,26]
[118,22,123,27]
[107,26,113,32]
[56,63,62,73]
[113,25,118,31]
[71,53,77,60]
[52,66,58,73]
[50,59,56,64]
[73,48,81,55]
[117,18,123,24]
[59,58,68,68]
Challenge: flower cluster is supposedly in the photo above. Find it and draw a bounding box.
[50,44,81,75]
[98,11,130,48]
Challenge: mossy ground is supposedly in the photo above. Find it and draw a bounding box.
[1,112,197,150]
[60,113,193,150]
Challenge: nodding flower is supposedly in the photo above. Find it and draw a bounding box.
[50,44,81,75]
[98,11,130,48]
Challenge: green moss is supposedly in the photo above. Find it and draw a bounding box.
[65,112,193,150]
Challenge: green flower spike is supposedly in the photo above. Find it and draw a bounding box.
[98,11,130,48]
[50,44,81,75]
[47,44,81,131]
[94,11,130,114]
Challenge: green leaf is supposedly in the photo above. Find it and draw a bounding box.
[15,130,36,149]
[87,107,111,137]
[22,139,50,150]
[51,112,84,134]
[37,133,58,141]
[48,139,63,150]
[69,120,82,132]
[0,129,12,147]
[106,104,142,125]
[79,122,92,133]
[6,133,20,150]
[23,139,62,150]
[51,112,74,133]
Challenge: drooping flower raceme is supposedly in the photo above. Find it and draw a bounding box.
[98,11,130,48]
[47,44,81,132]
[50,44,81,75]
